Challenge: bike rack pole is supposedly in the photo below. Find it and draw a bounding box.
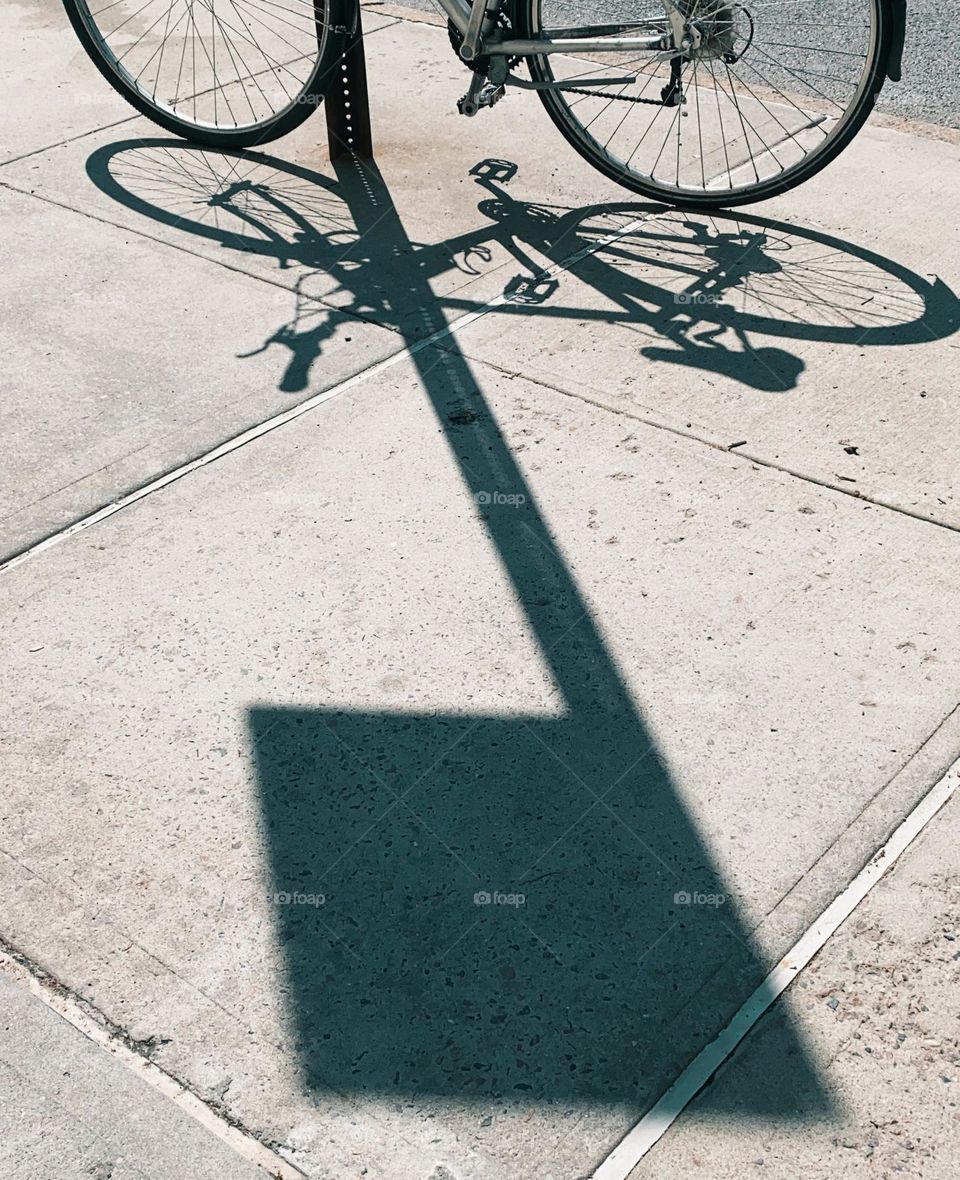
[324,2,374,161]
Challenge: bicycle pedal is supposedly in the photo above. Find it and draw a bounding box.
[457,83,505,117]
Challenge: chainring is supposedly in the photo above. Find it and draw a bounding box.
[448,7,523,75]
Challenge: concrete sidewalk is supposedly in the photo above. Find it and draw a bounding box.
[2,4,959,1180]
[0,961,274,1180]
[629,786,960,1180]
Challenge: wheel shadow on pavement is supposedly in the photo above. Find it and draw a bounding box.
[81,140,956,1128]
[85,140,959,401]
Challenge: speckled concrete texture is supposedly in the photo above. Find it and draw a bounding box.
[1,5,959,1179]
[626,789,960,1180]
[3,344,959,1177]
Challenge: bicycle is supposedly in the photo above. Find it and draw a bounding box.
[62,0,907,208]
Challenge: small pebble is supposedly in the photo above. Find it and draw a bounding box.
[827,997,839,1010]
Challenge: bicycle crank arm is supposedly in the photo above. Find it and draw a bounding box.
[458,72,506,116]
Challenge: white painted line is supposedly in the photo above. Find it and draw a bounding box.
[0,210,649,577]
[0,947,305,1180]
[593,755,960,1180]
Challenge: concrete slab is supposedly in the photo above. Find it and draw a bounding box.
[2,0,135,167]
[3,9,960,1180]
[626,787,960,1180]
[0,966,271,1180]
[0,184,399,558]
[2,333,959,1179]
[441,120,960,528]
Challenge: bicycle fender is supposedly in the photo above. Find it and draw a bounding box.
[885,0,906,82]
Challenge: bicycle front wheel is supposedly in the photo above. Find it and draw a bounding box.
[62,0,350,148]
[517,0,891,208]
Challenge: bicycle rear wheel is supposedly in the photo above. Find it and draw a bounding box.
[62,0,350,148]
[517,0,891,208]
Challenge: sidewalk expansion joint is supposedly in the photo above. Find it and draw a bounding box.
[472,356,960,537]
[758,700,960,926]
[0,933,306,1180]
[0,116,140,171]
[591,751,960,1179]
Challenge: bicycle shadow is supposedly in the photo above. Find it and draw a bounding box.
[85,141,959,403]
[241,180,808,394]
[81,140,956,1142]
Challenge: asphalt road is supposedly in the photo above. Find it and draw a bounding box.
[395,0,959,128]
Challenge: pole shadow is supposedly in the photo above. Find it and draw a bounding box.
[238,157,832,1120]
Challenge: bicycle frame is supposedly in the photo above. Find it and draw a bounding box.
[64,0,905,207]
[434,0,674,58]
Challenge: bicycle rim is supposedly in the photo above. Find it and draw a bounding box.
[520,0,886,207]
[65,0,336,137]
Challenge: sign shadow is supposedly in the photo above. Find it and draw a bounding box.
[246,157,834,1121]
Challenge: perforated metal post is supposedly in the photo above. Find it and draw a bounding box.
[324,3,373,161]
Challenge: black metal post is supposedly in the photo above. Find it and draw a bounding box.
[324,3,374,161]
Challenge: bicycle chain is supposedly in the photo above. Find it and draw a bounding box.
[449,7,677,106]
[565,55,686,107]
[560,88,670,105]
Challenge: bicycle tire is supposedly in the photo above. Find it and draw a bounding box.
[61,0,351,149]
[514,0,894,209]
